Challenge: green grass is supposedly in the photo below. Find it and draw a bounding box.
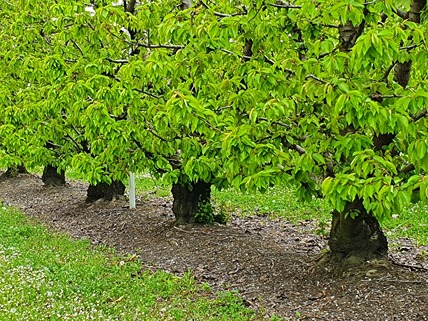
[381,201,428,246]
[0,205,280,321]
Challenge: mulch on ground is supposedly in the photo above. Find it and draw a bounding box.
[0,173,427,320]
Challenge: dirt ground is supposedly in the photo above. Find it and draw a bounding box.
[0,172,427,321]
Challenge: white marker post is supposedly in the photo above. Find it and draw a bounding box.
[129,171,136,209]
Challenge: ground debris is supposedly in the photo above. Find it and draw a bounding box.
[0,173,427,320]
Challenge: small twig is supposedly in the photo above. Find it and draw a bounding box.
[400,44,417,51]
[137,43,185,50]
[391,259,428,271]
[173,226,192,234]
[70,39,84,56]
[106,58,128,64]
[381,62,396,83]
[134,88,161,99]
[383,279,427,284]
[319,48,338,58]
[145,122,169,142]
[306,74,327,84]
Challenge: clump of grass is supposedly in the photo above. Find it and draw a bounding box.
[0,205,280,321]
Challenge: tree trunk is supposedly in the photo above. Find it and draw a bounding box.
[86,180,125,202]
[329,199,388,264]
[393,0,426,88]
[171,180,211,224]
[42,165,66,186]
[2,165,28,178]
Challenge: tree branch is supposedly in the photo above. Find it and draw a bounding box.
[134,88,161,99]
[381,62,396,82]
[137,43,185,50]
[412,108,427,122]
[305,74,327,84]
[393,8,409,19]
[269,1,302,9]
[126,0,137,14]
[200,0,247,17]
[399,164,415,175]
[400,44,417,51]
[106,58,128,64]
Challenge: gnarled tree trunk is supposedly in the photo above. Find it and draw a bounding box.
[2,165,28,178]
[86,180,125,202]
[42,165,65,186]
[329,199,388,264]
[171,180,211,224]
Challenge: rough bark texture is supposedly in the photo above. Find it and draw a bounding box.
[86,180,125,203]
[179,0,192,10]
[329,199,388,263]
[338,22,365,52]
[394,60,412,88]
[394,0,426,88]
[171,181,211,224]
[2,165,28,178]
[42,165,65,186]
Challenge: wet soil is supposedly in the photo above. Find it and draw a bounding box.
[0,173,427,320]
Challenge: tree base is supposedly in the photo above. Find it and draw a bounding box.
[171,181,211,224]
[309,251,390,277]
[328,199,388,263]
[1,165,28,178]
[86,180,125,202]
[42,165,66,186]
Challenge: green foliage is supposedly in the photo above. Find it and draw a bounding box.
[1,0,428,239]
[195,199,229,225]
[0,205,272,320]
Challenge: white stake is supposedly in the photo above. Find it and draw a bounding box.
[129,172,136,209]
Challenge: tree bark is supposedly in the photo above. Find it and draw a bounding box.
[171,180,211,224]
[86,180,125,202]
[42,165,66,186]
[2,165,28,178]
[394,0,426,88]
[329,199,388,262]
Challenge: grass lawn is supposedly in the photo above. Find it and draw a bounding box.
[0,205,279,321]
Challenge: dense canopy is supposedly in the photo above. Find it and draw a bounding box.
[1,0,427,259]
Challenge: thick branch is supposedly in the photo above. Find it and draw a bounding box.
[412,108,427,122]
[409,0,427,23]
[269,1,301,9]
[400,164,415,175]
[394,0,426,88]
[126,0,137,14]
[393,8,409,19]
